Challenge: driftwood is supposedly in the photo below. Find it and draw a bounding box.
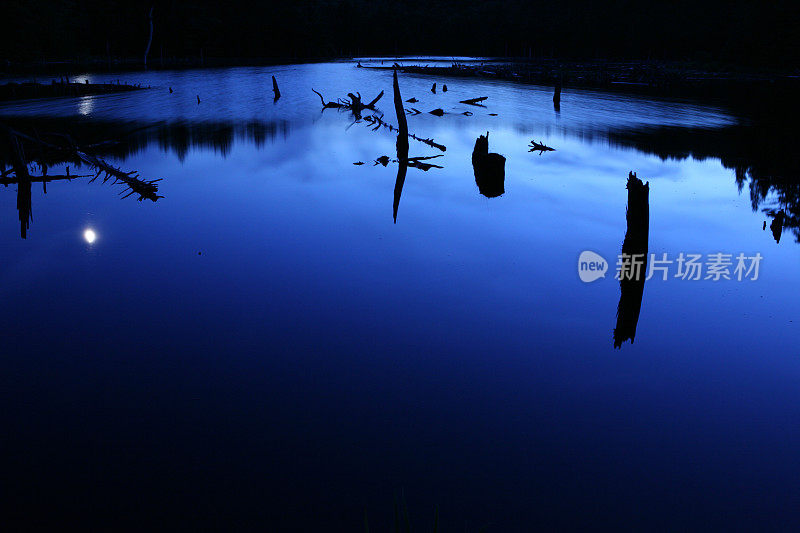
[78,151,162,201]
[362,115,446,152]
[459,97,488,106]
[1,124,163,202]
[312,88,383,116]
[528,140,555,154]
[312,88,344,108]
[1,123,162,238]
[0,174,90,185]
[354,154,443,171]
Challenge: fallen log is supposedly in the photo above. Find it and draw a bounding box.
[459,97,488,106]
[363,115,446,152]
[1,124,163,203]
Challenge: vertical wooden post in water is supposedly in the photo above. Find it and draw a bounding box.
[272,76,281,101]
[392,69,409,223]
[393,70,408,152]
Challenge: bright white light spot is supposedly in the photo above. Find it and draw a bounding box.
[83,229,97,244]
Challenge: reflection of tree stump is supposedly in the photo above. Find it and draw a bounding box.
[472,132,506,198]
[770,209,785,243]
[613,172,650,348]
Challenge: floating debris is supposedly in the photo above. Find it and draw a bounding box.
[459,96,488,106]
[528,140,556,154]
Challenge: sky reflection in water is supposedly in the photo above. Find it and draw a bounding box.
[1,62,799,531]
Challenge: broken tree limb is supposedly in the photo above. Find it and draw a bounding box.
[367,90,384,107]
[313,88,383,115]
[76,151,162,202]
[408,155,443,162]
[0,174,89,185]
[459,96,488,106]
[363,116,446,152]
[1,124,163,203]
[528,140,555,154]
[312,88,344,108]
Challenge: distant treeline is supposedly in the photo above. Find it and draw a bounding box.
[2,0,799,67]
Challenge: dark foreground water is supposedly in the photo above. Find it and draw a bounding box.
[2,61,800,531]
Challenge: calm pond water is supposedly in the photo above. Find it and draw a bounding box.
[2,61,800,531]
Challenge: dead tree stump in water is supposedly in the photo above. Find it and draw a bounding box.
[472,132,506,198]
[272,75,281,101]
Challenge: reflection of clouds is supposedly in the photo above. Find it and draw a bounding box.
[78,96,94,116]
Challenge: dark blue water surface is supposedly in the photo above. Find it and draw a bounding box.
[2,61,800,531]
